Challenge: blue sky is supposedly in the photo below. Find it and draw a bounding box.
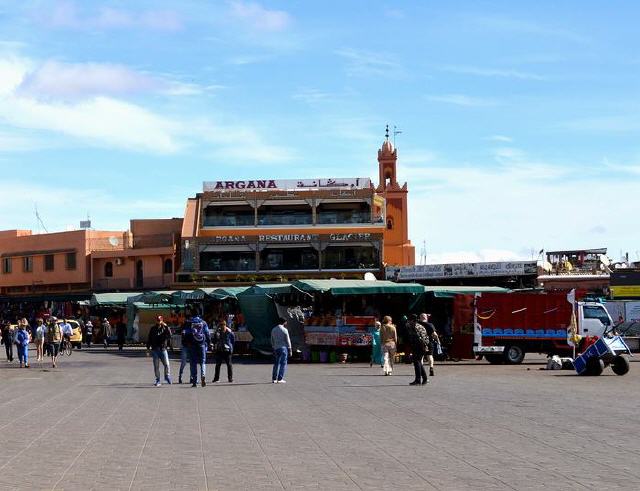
[0,1,639,263]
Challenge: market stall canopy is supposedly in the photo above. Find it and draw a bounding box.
[209,286,250,300]
[292,279,425,295]
[127,291,177,305]
[423,286,510,298]
[90,292,142,306]
[180,286,251,301]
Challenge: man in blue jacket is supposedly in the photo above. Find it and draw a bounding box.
[189,317,211,387]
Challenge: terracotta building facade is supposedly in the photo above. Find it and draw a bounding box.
[177,136,415,284]
[1,138,414,294]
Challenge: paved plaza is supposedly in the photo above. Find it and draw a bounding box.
[0,349,639,490]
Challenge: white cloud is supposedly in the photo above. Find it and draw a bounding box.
[466,15,588,44]
[561,115,640,133]
[0,130,44,152]
[228,1,292,32]
[0,55,293,160]
[441,64,547,81]
[292,88,334,105]
[1,95,181,153]
[43,2,182,31]
[18,61,157,98]
[0,180,186,232]
[425,249,527,264]
[401,151,640,258]
[336,48,403,78]
[426,93,499,107]
[487,135,513,143]
[194,121,294,163]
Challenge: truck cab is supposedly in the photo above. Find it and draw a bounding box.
[578,302,612,337]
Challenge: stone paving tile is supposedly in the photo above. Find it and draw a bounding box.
[1,350,640,490]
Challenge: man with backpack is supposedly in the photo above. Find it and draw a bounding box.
[189,316,211,387]
[408,314,430,385]
[46,317,62,368]
[419,313,440,377]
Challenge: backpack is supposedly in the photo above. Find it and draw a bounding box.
[192,321,205,343]
[415,324,430,351]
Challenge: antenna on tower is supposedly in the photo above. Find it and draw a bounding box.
[34,203,48,234]
[393,125,402,147]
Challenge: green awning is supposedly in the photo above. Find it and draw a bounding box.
[292,279,425,296]
[127,291,178,305]
[423,286,510,298]
[90,292,142,306]
[209,286,250,300]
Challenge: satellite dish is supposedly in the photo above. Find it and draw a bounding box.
[108,237,120,247]
[599,254,610,266]
[364,272,377,281]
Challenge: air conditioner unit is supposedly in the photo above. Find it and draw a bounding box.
[115,258,124,266]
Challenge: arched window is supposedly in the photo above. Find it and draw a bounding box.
[386,217,394,230]
[104,262,113,277]
[163,258,173,274]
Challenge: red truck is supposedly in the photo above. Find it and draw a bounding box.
[472,292,613,364]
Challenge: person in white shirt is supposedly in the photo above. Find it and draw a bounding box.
[34,318,46,361]
[60,318,73,337]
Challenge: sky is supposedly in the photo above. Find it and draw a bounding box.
[0,0,639,264]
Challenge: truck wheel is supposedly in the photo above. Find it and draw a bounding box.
[611,355,630,376]
[503,345,525,364]
[586,357,604,376]
[485,354,503,365]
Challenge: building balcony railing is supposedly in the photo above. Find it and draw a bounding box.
[94,274,173,291]
[90,234,177,252]
[93,278,132,290]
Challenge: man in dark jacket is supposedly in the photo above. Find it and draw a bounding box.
[1,322,15,362]
[146,319,172,387]
[212,321,235,383]
[419,313,439,376]
[408,314,430,385]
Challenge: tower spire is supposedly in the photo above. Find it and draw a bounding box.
[385,124,389,140]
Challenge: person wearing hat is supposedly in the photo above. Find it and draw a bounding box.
[84,319,93,347]
[15,319,31,368]
[45,317,62,368]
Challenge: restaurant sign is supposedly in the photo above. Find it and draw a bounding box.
[203,178,370,192]
[387,261,538,281]
[259,234,318,243]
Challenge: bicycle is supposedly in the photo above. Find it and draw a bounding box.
[60,338,72,357]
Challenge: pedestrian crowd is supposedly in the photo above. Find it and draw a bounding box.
[1,314,115,369]
[370,312,441,385]
[145,314,292,387]
[3,309,441,388]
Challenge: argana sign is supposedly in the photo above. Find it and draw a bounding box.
[386,261,538,280]
[203,178,370,192]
